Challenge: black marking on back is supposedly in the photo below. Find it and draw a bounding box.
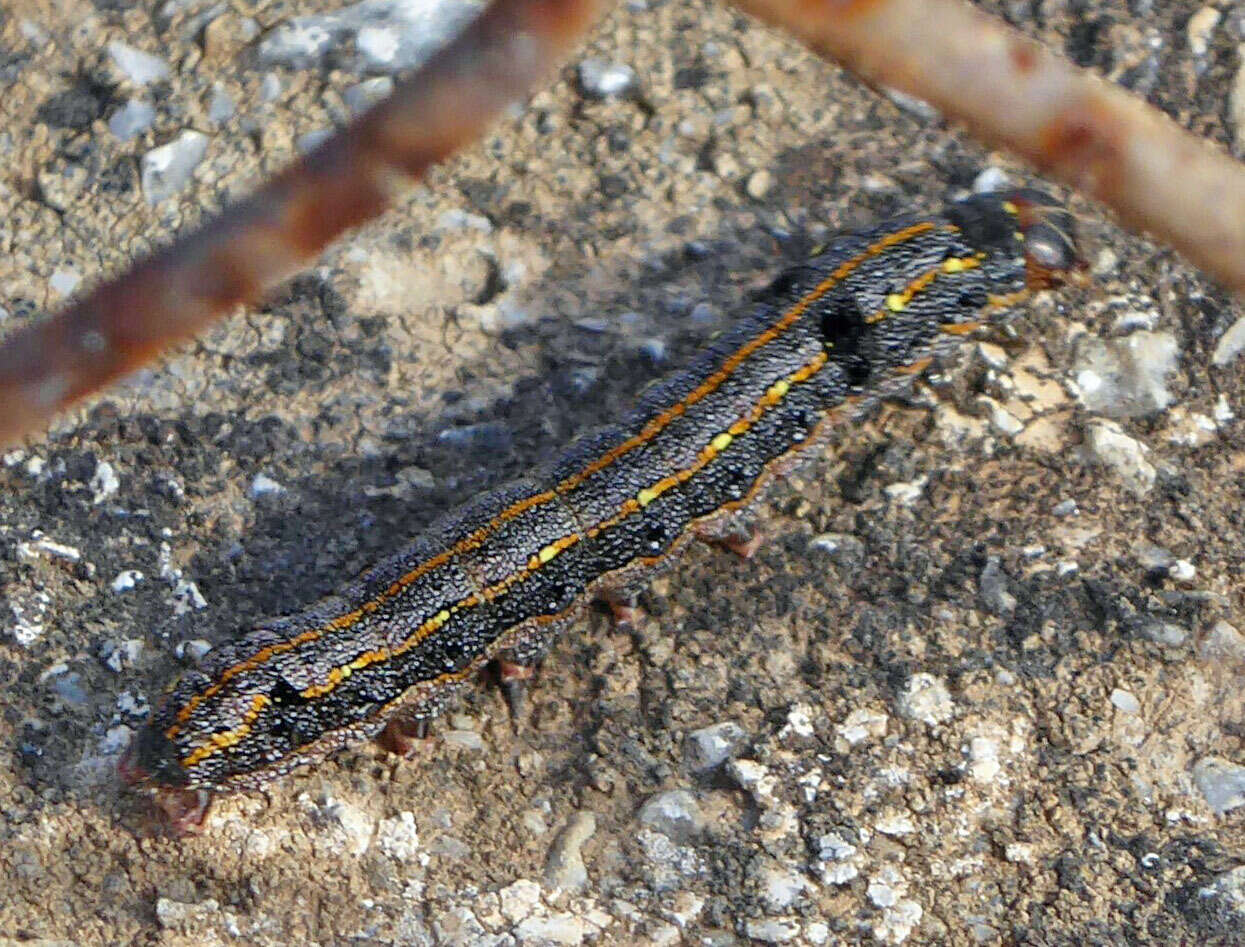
[819,293,872,388]
[944,194,1016,255]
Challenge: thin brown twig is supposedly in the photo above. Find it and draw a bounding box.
[0,0,610,448]
[731,0,1245,297]
[2,0,1242,450]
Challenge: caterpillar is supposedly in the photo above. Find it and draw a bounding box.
[121,189,1080,830]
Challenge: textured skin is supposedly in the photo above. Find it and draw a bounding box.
[124,191,1076,796]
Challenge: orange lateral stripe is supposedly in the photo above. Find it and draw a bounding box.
[167,221,941,738]
[181,694,271,768]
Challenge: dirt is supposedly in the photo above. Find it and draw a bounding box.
[0,0,1241,944]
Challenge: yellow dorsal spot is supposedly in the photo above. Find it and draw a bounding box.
[942,255,981,275]
[538,543,560,564]
[711,432,733,452]
[1002,200,1018,215]
[770,379,790,398]
[637,486,658,507]
[886,293,907,312]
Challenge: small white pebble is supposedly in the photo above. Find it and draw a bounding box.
[1169,559,1196,583]
[1110,688,1141,714]
[108,41,170,85]
[249,473,285,498]
[49,268,82,297]
[176,638,213,662]
[111,570,144,594]
[1212,394,1234,423]
[884,476,927,505]
[972,167,1010,193]
[1186,6,1221,58]
[90,460,120,504]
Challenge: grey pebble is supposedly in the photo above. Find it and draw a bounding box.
[1212,316,1245,367]
[1109,688,1141,714]
[101,638,144,673]
[972,167,1010,193]
[1081,419,1156,495]
[578,57,637,99]
[1192,757,1245,816]
[49,269,81,297]
[979,557,1016,616]
[344,76,395,114]
[428,834,472,860]
[1071,331,1179,419]
[543,810,596,892]
[638,337,668,366]
[296,129,333,154]
[749,857,809,912]
[573,316,612,334]
[1196,865,1245,925]
[249,473,285,498]
[155,897,221,931]
[689,301,719,327]
[1135,544,1175,572]
[107,41,170,86]
[1136,617,1188,647]
[896,673,954,726]
[883,87,939,120]
[744,918,802,944]
[176,638,213,662]
[683,721,747,772]
[108,100,156,141]
[260,73,283,103]
[437,421,513,451]
[207,86,236,125]
[142,130,209,204]
[1198,621,1245,666]
[638,789,705,843]
[7,589,50,648]
[441,729,484,751]
[436,208,492,232]
[745,169,773,200]
[808,532,866,571]
[52,672,89,707]
[1051,498,1078,517]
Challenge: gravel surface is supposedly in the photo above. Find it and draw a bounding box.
[0,1,1242,944]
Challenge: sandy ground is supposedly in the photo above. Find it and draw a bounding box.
[0,0,1242,944]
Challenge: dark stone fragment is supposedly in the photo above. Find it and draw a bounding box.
[37,84,105,130]
[599,174,628,199]
[673,65,711,90]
